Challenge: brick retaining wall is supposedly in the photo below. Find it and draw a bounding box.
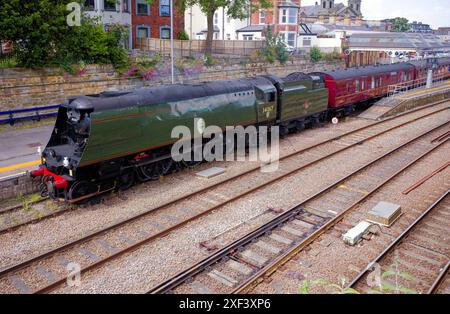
[0,59,345,110]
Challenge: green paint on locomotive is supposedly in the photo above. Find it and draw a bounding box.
[76,77,325,167]
[80,90,272,166]
[279,78,329,123]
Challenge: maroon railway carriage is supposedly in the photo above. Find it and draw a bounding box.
[408,58,450,81]
[311,63,415,114]
[436,57,450,79]
[408,59,431,81]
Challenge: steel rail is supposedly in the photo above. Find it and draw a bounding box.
[148,123,449,294]
[0,101,446,235]
[0,197,73,235]
[428,261,450,294]
[28,115,450,293]
[0,104,447,293]
[234,139,449,294]
[347,189,450,290]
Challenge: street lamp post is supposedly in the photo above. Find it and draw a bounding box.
[170,0,174,84]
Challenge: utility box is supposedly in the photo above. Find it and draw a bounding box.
[196,167,226,178]
[343,221,373,246]
[366,201,402,226]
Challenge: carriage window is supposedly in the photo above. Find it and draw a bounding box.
[371,77,375,89]
[355,80,359,92]
[379,78,383,86]
[361,80,365,90]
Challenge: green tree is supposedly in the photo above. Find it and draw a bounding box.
[389,17,412,32]
[174,0,272,55]
[0,0,129,68]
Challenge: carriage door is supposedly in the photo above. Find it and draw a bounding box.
[254,85,277,125]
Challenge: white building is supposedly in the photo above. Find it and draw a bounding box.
[185,5,249,40]
[83,0,132,49]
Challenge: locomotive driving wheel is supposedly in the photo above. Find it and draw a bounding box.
[181,147,203,168]
[137,159,173,181]
[118,169,135,191]
[68,180,97,201]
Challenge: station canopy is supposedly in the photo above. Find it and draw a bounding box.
[348,32,450,52]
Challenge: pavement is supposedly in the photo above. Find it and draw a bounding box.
[0,125,53,178]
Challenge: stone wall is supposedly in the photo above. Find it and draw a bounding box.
[0,174,40,201]
[0,59,345,110]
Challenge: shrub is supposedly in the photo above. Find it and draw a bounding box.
[323,48,341,61]
[0,55,18,68]
[262,27,289,64]
[310,46,322,63]
[178,30,190,40]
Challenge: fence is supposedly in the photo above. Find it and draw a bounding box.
[387,72,450,97]
[0,104,60,125]
[136,38,265,57]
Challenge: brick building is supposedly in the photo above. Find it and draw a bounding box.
[131,0,184,48]
[237,1,300,47]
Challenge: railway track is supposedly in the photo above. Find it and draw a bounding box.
[0,102,448,294]
[147,123,449,294]
[0,101,447,238]
[0,197,73,235]
[348,190,450,294]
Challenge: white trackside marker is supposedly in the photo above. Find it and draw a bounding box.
[332,117,339,125]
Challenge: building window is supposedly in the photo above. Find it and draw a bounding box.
[214,12,219,25]
[160,26,171,39]
[303,38,311,46]
[136,0,149,15]
[123,0,130,13]
[259,10,266,24]
[226,33,231,40]
[123,27,131,50]
[227,16,231,24]
[160,0,170,16]
[137,25,150,39]
[84,0,95,10]
[323,2,326,8]
[243,34,254,40]
[104,0,116,11]
[280,8,297,25]
[281,32,295,47]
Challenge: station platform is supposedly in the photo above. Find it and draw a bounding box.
[359,80,450,120]
[0,124,52,178]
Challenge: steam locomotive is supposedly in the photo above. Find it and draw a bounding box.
[30,59,450,202]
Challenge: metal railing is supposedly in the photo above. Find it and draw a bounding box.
[387,72,450,97]
[0,104,60,125]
